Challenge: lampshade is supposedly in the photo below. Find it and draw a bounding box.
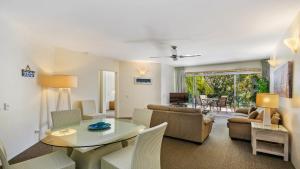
[284,37,299,53]
[39,75,78,88]
[256,93,279,108]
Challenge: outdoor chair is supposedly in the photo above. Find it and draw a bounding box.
[217,96,228,112]
[199,95,211,110]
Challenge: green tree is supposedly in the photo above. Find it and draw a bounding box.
[185,76,214,103]
[205,75,234,105]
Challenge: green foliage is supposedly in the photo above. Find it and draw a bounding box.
[237,74,256,107]
[195,76,214,96]
[185,74,269,107]
[185,76,214,103]
[204,75,234,105]
[185,76,194,96]
[257,78,269,93]
[250,76,270,103]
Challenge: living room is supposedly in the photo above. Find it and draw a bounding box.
[1,1,300,169]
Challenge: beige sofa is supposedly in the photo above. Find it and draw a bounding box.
[227,108,281,141]
[147,104,213,144]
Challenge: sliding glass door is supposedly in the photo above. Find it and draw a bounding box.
[185,73,262,108]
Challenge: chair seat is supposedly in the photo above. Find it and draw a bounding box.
[9,150,75,169]
[101,145,134,169]
[82,113,106,120]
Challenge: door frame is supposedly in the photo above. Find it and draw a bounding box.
[99,70,118,117]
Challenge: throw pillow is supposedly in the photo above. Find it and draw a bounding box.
[248,111,258,119]
[255,108,264,120]
[271,112,281,124]
[271,116,280,124]
[248,106,257,114]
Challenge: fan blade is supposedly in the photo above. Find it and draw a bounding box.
[179,54,201,58]
[149,56,171,58]
[149,56,162,58]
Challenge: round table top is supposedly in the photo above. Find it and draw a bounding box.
[41,118,145,152]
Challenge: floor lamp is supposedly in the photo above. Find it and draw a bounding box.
[256,93,279,126]
[39,75,78,128]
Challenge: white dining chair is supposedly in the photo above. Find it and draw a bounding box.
[0,140,75,169]
[132,108,153,128]
[122,108,153,147]
[51,109,82,129]
[101,122,168,169]
[81,100,106,120]
[51,109,83,155]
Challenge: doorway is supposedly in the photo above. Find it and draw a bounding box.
[100,70,116,117]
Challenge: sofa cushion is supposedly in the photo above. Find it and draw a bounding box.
[248,106,257,114]
[248,111,258,119]
[147,104,170,111]
[169,107,201,113]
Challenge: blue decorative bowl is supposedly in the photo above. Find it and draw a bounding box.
[88,122,111,131]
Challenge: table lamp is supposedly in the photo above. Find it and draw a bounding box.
[256,93,279,126]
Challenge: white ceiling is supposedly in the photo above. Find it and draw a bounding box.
[1,0,300,66]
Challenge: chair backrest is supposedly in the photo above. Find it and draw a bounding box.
[51,109,82,129]
[200,95,208,104]
[132,109,153,128]
[81,100,97,115]
[131,122,167,169]
[219,96,228,106]
[200,95,207,100]
[0,140,9,169]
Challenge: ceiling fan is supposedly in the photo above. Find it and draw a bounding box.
[150,46,202,61]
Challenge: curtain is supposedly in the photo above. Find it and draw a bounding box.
[261,59,270,81]
[175,67,186,92]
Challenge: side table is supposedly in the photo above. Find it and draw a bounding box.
[251,122,289,161]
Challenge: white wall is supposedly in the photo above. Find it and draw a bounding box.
[53,49,166,119]
[119,61,161,118]
[270,12,300,169]
[53,48,119,114]
[0,16,174,160]
[184,60,262,73]
[161,64,175,105]
[0,15,55,159]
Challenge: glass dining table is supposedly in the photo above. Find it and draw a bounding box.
[41,118,145,155]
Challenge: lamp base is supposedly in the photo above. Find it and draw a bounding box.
[263,108,272,126]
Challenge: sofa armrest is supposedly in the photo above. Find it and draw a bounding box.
[228,118,261,124]
[235,108,249,115]
[204,117,213,125]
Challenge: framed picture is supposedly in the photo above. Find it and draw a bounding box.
[273,61,293,98]
[134,77,152,85]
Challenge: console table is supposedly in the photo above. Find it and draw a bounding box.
[251,122,289,161]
